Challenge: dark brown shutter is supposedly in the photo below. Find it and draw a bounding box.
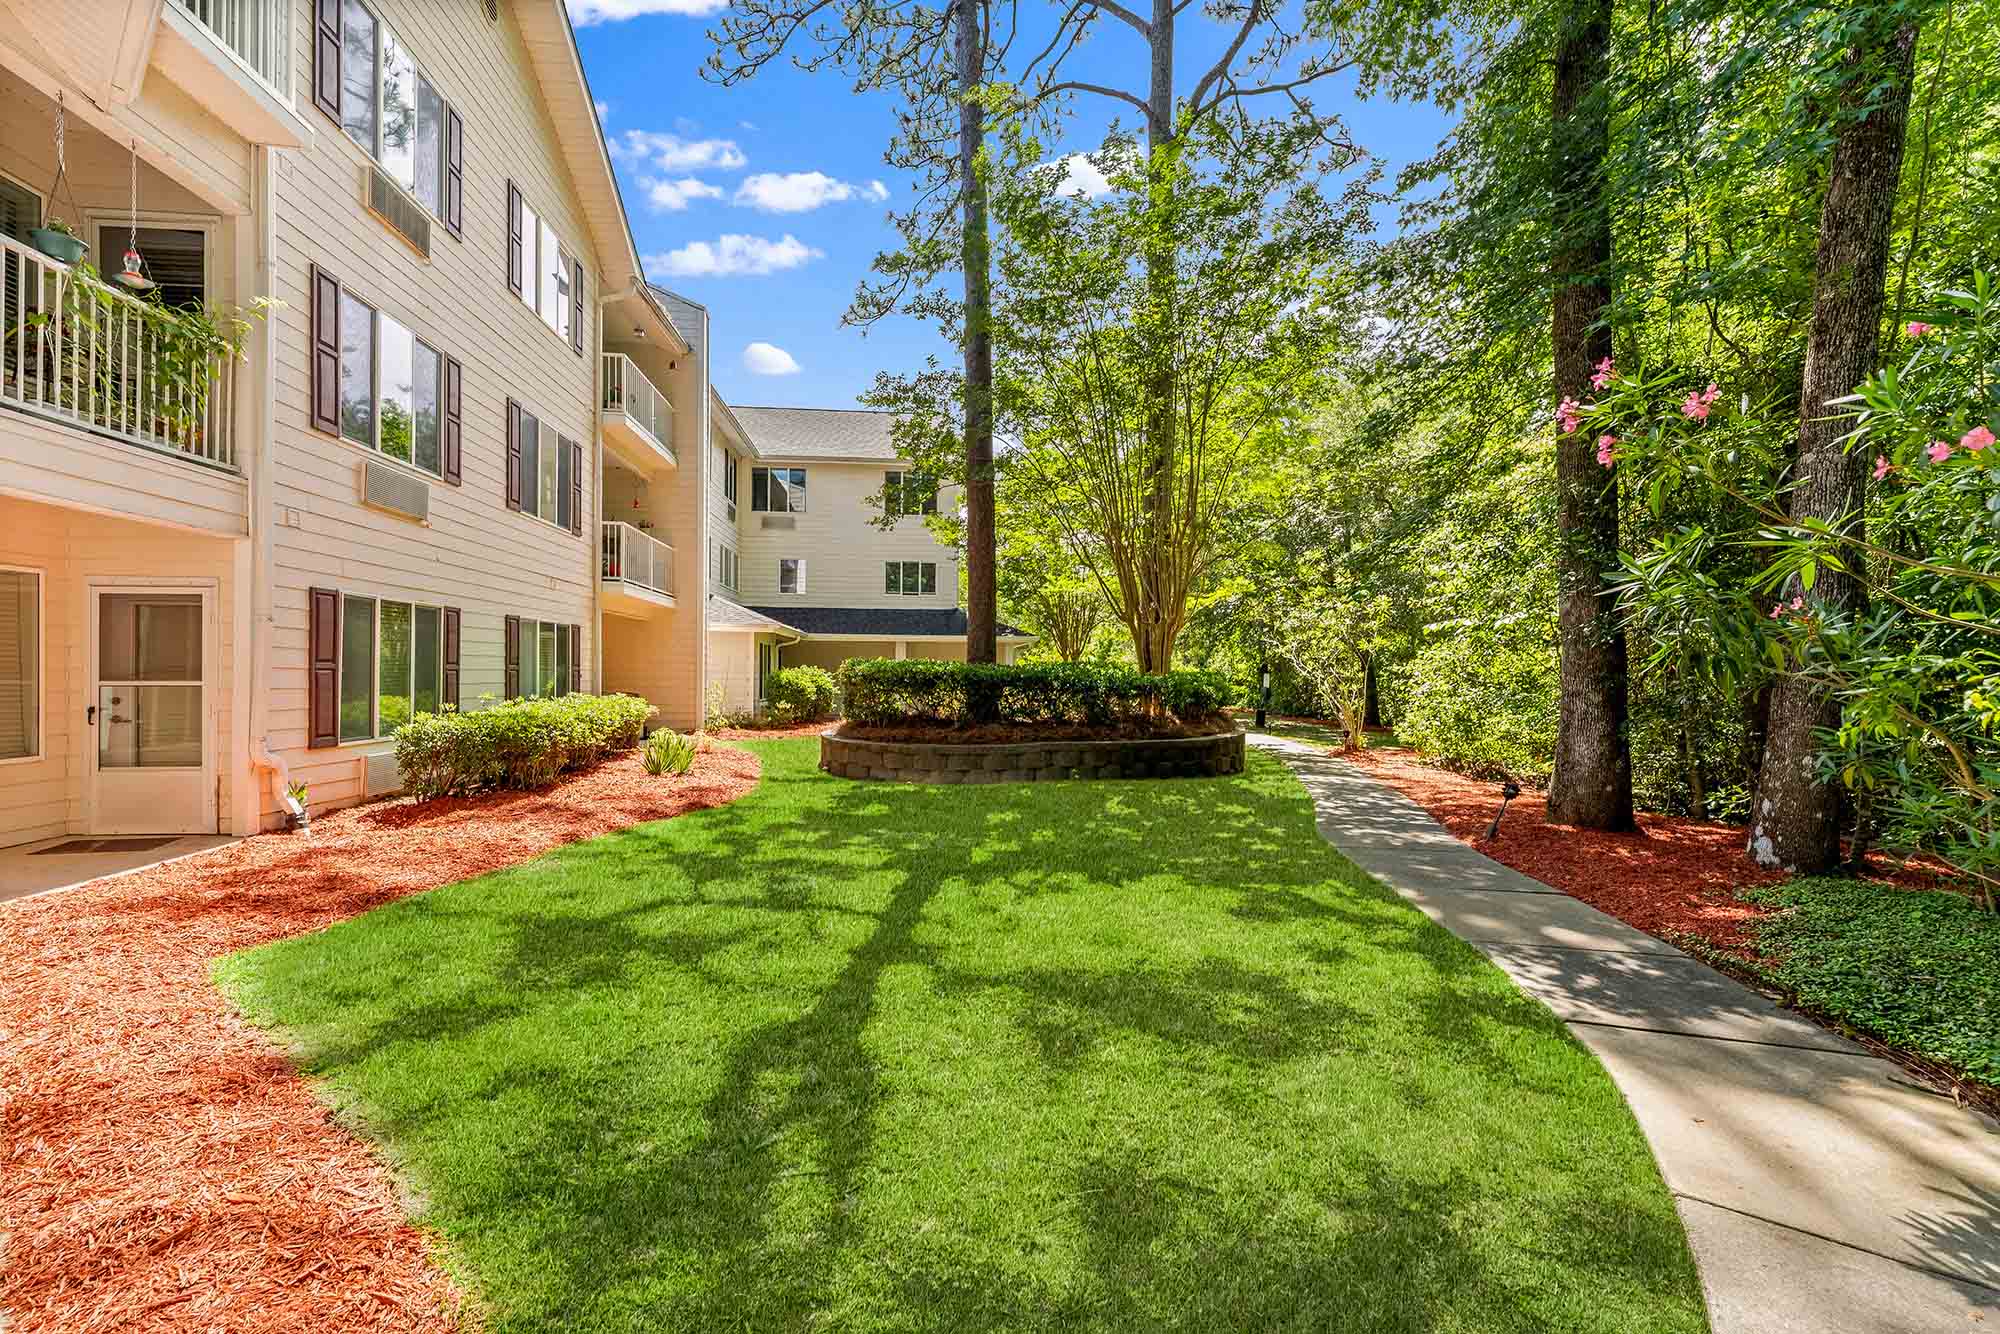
[569,624,582,694]
[504,398,522,510]
[570,258,585,355]
[443,106,464,239]
[312,0,341,123]
[565,436,583,535]
[506,180,523,298]
[503,615,521,699]
[441,355,462,485]
[308,587,339,748]
[442,607,461,708]
[309,265,341,435]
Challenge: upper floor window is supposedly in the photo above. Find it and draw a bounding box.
[752,466,807,513]
[508,183,583,352]
[885,470,937,517]
[719,545,739,591]
[507,401,580,534]
[885,561,937,597]
[778,559,805,594]
[332,1,460,230]
[312,265,460,483]
[722,450,738,503]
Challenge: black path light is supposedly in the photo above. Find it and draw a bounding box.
[1254,657,1271,729]
[1482,780,1523,843]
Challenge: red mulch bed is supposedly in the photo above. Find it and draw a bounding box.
[0,745,760,1334]
[710,722,830,740]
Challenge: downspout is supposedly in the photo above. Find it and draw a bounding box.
[245,145,298,826]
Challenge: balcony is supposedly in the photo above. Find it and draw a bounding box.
[601,353,677,475]
[601,521,675,617]
[153,0,311,149]
[1,234,239,473]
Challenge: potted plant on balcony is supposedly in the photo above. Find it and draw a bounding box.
[29,217,88,265]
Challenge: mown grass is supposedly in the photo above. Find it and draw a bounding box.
[1744,876,1999,1085]
[219,740,1705,1334]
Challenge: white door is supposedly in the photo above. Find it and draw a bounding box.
[90,587,214,834]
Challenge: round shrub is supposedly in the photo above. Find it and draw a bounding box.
[766,665,838,722]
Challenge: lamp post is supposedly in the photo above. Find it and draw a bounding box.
[1255,659,1271,729]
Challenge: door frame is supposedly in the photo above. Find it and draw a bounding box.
[85,577,219,835]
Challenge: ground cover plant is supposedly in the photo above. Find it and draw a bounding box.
[222,739,1705,1333]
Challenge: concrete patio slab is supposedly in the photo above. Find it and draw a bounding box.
[1251,733,2000,1333]
[1482,943,1864,1051]
[0,834,239,905]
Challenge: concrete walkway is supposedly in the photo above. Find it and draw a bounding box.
[1252,734,2000,1334]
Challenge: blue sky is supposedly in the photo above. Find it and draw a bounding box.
[571,3,1456,409]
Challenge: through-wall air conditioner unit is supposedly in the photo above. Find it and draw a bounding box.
[760,515,796,531]
[364,164,432,258]
[364,750,404,797]
[359,458,431,524]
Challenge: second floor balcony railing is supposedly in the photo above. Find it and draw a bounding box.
[2,233,238,471]
[172,0,293,101]
[601,521,674,598]
[602,352,674,463]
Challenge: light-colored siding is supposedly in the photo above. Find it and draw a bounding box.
[262,0,601,820]
[738,461,960,609]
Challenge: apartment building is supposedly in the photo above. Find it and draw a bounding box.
[703,405,1032,715]
[0,0,703,844]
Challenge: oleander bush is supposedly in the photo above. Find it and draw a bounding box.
[838,659,1236,730]
[765,665,839,722]
[395,693,654,800]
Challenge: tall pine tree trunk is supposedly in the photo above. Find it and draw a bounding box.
[1749,15,1920,871]
[956,0,997,664]
[1131,0,1178,674]
[1545,0,1636,831]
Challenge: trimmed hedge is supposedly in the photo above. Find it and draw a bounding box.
[394,693,654,800]
[766,665,838,722]
[837,658,1236,729]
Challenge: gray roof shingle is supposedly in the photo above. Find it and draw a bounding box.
[728,406,901,461]
[747,605,1030,639]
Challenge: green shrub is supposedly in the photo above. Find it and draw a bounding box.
[641,728,697,776]
[1391,630,1558,783]
[765,665,838,722]
[394,693,654,800]
[1741,877,1999,1085]
[837,659,1236,729]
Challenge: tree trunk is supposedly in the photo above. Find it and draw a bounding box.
[1545,0,1636,832]
[1748,16,1919,872]
[1362,652,1382,728]
[1128,0,1177,674]
[956,0,997,665]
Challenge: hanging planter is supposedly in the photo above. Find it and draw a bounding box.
[29,220,87,265]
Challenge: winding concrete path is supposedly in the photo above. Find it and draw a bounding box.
[1252,733,2000,1334]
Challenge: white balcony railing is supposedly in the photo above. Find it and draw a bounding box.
[1,234,238,471]
[172,0,293,101]
[602,352,674,459]
[602,521,674,597]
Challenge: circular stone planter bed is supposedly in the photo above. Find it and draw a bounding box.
[821,728,1246,784]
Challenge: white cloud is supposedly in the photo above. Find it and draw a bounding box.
[594,100,610,122]
[643,176,724,212]
[1055,152,1112,199]
[864,179,890,202]
[736,171,876,213]
[645,234,823,278]
[571,0,727,22]
[743,342,801,375]
[609,129,745,172]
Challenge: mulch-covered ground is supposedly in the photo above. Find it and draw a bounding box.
[710,722,830,740]
[0,744,761,1334]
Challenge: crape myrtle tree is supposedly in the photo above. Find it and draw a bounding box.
[990,115,1369,671]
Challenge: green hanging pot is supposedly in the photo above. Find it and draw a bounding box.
[29,227,88,265]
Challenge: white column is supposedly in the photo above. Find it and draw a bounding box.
[894,640,908,660]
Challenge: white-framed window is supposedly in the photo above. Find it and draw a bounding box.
[0,566,42,763]
[722,449,738,503]
[513,404,575,531]
[0,168,42,243]
[885,561,937,597]
[339,0,453,221]
[515,194,573,341]
[521,619,572,699]
[757,640,776,703]
[752,466,807,513]
[720,544,738,592]
[338,595,445,741]
[884,470,938,518]
[778,559,805,594]
[336,289,445,476]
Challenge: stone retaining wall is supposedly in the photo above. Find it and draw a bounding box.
[820,730,1246,784]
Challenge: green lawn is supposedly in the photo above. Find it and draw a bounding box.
[219,741,1705,1334]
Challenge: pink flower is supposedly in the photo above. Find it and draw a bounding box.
[1558,395,1583,435]
[1927,440,1953,463]
[1769,604,1784,619]
[1681,391,1713,421]
[1961,425,1995,453]
[1872,455,1892,481]
[1905,322,1932,337]
[1790,595,1804,612]
[1590,357,1616,390]
[1596,434,1617,467]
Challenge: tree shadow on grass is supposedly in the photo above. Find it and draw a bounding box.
[233,744,1701,1332]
